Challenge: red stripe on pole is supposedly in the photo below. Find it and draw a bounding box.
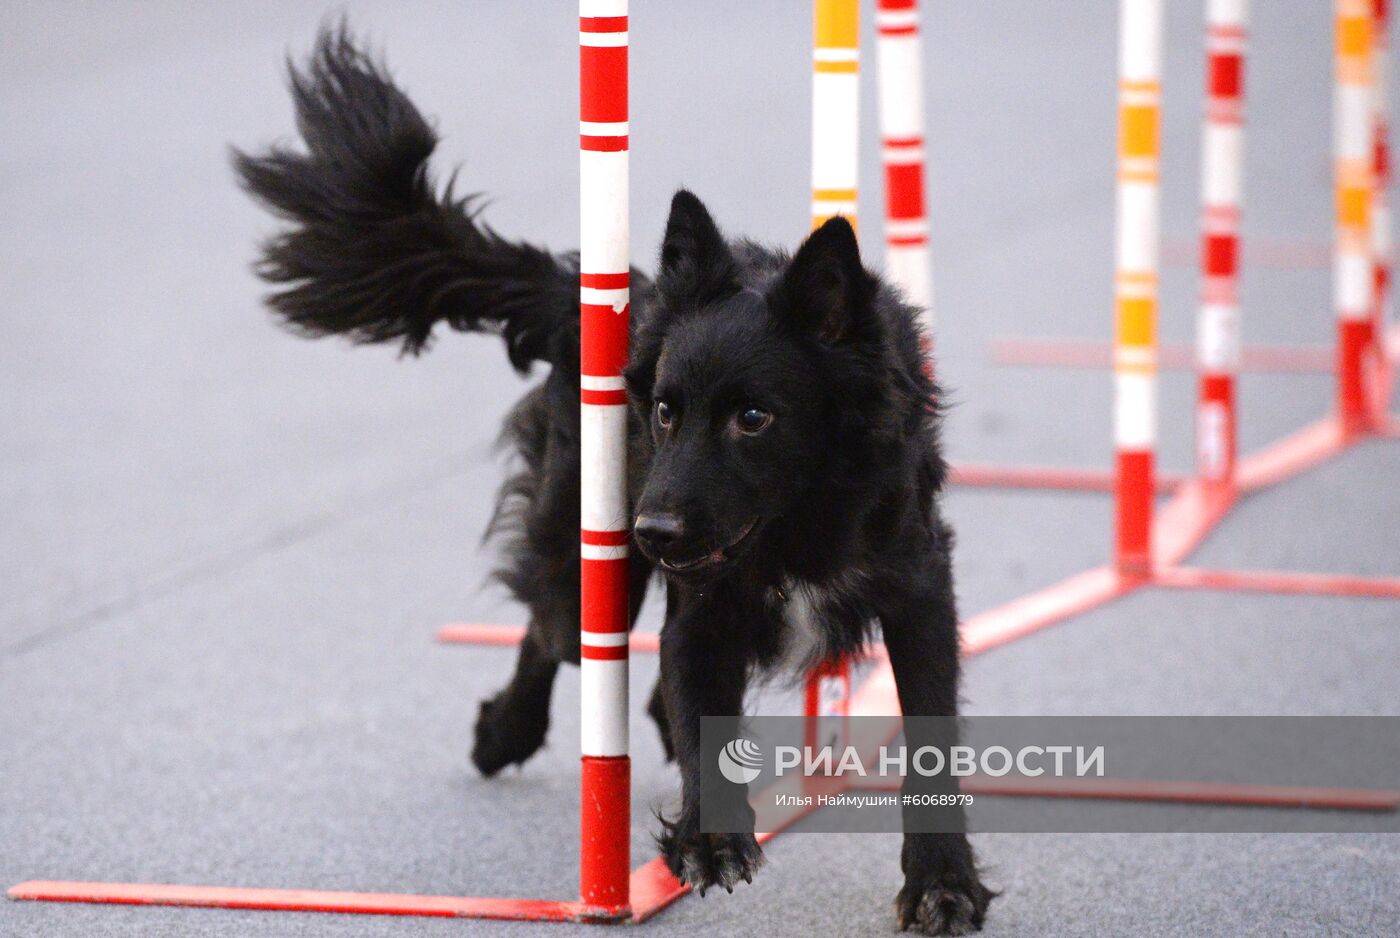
[1208,24,1246,41]
[580,135,628,152]
[580,388,629,405]
[579,756,630,914]
[878,0,918,9]
[580,272,630,289]
[581,529,629,546]
[887,235,928,247]
[885,163,926,219]
[1209,53,1243,98]
[883,135,922,149]
[878,24,916,35]
[580,558,629,634]
[580,46,627,123]
[582,644,630,661]
[579,15,628,32]
[580,304,630,376]
[1203,233,1238,277]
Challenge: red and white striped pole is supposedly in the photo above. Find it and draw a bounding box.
[1335,0,1376,434]
[1113,0,1163,576]
[1195,0,1247,486]
[578,0,630,918]
[805,0,857,731]
[1371,0,1393,390]
[875,0,934,330]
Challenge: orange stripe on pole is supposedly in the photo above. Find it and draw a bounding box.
[1119,104,1160,158]
[814,0,858,48]
[1117,297,1157,348]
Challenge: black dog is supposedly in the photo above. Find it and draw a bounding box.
[235,28,993,935]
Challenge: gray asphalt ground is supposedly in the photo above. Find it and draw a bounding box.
[3,1,1398,936]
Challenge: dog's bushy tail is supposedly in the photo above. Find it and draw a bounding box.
[233,26,576,369]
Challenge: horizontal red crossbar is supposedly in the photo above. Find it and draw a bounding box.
[857,775,1400,811]
[991,337,1335,374]
[437,623,660,653]
[4,882,591,921]
[949,463,1183,494]
[1160,235,1331,270]
[1155,565,1400,599]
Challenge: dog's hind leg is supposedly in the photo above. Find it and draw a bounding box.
[472,551,652,777]
[878,529,995,935]
[471,622,561,777]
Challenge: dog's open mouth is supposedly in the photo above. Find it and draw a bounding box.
[657,518,758,573]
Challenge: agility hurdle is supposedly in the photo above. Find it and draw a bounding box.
[13,0,1400,927]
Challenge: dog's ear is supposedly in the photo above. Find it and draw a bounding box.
[770,216,874,343]
[656,190,738,304]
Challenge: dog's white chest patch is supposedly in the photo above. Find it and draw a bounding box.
[776,579,833,665]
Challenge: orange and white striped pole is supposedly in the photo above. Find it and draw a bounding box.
[1371,0,1393,389]
[578,0,630,918]
[1335,0,1376,434]
[876,0,933,325]
[1195,0,1247,487]
[806,0,856,733]
[812,0,860,231]
[1113,0,1163,576]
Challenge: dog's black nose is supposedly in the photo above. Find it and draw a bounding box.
[634,513,685,551]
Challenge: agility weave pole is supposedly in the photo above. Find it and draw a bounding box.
[802,0,862,744]
[577,0,633,916]
[1112,0,1164,574]
[14,1,1400,926]
[876,0,933,322]
[1196,0,1247,486]
[1337,0,1378,433]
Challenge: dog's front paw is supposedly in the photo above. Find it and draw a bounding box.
[470,695,547,777]
[895,873,994,936]
[658,817,764,895]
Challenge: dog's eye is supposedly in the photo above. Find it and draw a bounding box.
[736,406,772,434]
[655,400,674,429]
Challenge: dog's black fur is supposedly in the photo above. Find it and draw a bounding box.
[235,27,993,935]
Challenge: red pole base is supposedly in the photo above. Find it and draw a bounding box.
[1114,450,1155,576]
[1338,319,1376,435]
[579,755,630,919]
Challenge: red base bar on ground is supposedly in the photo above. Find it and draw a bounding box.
[1236,415,1347,492]
[957,566,1137,658]
[991,337,1335,373]
[949,463,1182,494]
[4,882,588,920]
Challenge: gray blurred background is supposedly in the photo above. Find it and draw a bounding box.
[2,2,1397,936]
